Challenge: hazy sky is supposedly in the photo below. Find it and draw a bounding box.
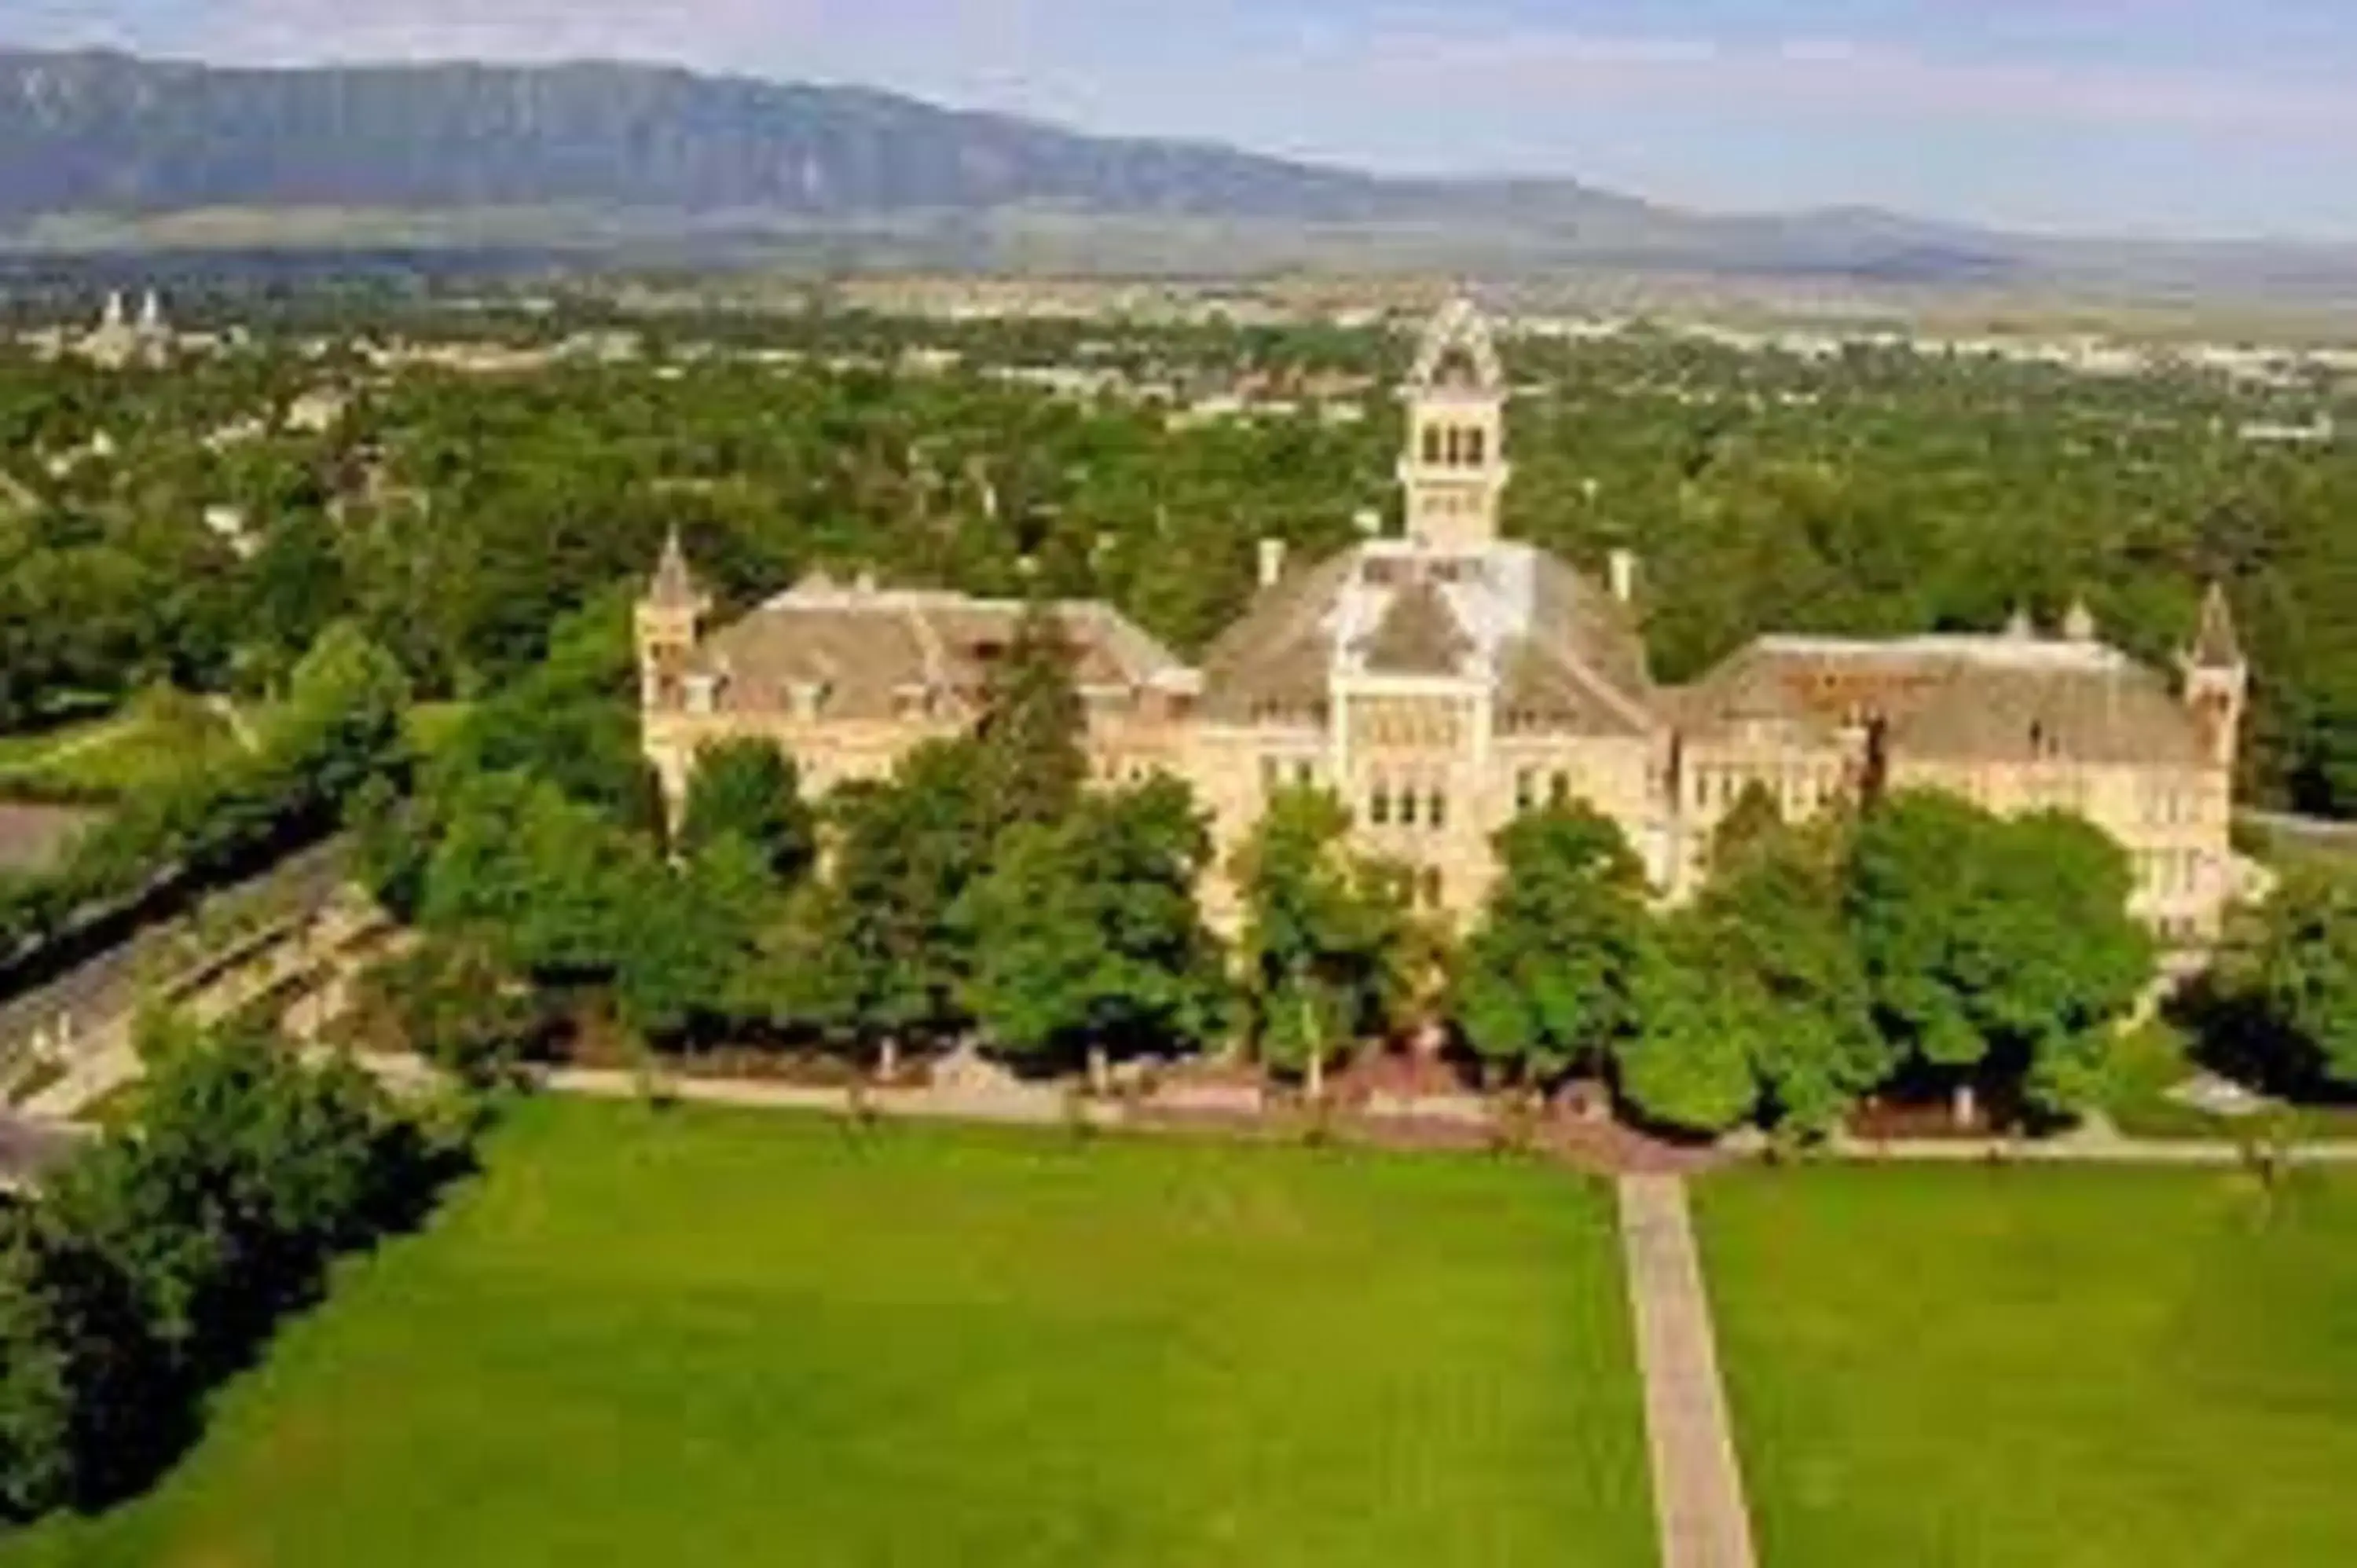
[13,1,2357,240]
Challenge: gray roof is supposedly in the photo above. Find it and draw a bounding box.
[1197,540,1655,735]
[1671,632,2213,768]
[687,580,1191,723]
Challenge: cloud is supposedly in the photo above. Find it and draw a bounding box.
[1347,26,2357,135]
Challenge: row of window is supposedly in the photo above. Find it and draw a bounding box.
[2136,848,2210,898]
[1369,782,1450,831]
[1417,423,1490,468]
[1688,764,1845,815]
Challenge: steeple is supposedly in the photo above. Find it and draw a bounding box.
[647,527,706,612]
[1398,296,1511,551]
[2189,581,2243,669]
[2178,581,2247,771]
[636,529,709,711]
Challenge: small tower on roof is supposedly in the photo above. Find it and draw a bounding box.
[636,529,710,711]
[2179,581,2247,771]
[1398,295,1512,552]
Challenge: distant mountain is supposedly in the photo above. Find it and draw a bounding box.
[2,47,2352,308]
[0,48,1438,221]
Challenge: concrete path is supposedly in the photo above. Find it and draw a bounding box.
[1619,1174,1758,1568]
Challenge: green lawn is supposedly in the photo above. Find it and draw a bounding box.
[11,1100,1651,1567]
[1699,1164,2357,1567]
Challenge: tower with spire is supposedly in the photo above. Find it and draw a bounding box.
[2179,582,2247,771]
[1397,296,1512,552]
[636,529,709,711]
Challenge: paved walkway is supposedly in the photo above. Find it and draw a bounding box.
[1619,1174,1758,1568]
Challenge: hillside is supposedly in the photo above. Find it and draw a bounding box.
[3,46,2356,306]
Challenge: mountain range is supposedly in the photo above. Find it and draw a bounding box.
[3,46,2355,308]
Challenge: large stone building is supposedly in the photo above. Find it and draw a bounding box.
[640,299,2249,943]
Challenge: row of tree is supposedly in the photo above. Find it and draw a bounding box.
[353,603,2181,1138]
[0,621,409,988]
[0,1020,474,1519]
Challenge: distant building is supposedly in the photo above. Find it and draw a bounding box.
[75,289,174,370]
[642,300,2249,943]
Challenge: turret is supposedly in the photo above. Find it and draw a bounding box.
[2178,582,2247,771]
[636,529,709,710]
[1398,296,1512,551]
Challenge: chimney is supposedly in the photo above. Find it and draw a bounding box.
[1258,537,1288,588]
[1607,549,1639,605]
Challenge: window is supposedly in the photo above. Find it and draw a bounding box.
[1428,789,1448,830]
[1421,425,1442,465]
[1398,789,1420,827]
[1464,427,1486,466]
[1516,768,1537,811]
[1420,867,1445,907]
[1370,785,1391,826]
[1551,770,1571,805]
[1293,760,1316,787]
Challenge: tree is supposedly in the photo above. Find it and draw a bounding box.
[1690,814,1888,1136]
[352,935,541,1084]
[676,738,816,885]
[616,833,780,1046]
[1849,792,2154,1123]
[2236,867,2357,1092]
[973,599,1086,833]
[962,775,1229,1089]
[265,619,412,814]
[1453,803,1649,1089]
[418,771,661,985]
[786,738,995,1066]
[1618,920,1765,1137]
[1232,786,1416,1099]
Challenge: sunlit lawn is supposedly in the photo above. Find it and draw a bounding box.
[1698,1164,2357,1567]
[11,1099,1652,1567]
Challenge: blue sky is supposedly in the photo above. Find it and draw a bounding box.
[13,1,2357,239]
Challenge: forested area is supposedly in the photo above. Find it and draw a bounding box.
[2,310,2355,812]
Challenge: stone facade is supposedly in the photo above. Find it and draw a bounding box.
[641,300,2249,944]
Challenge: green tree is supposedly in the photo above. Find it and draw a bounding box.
[1692,814,1888,1136]
[1849,792,2154,1123]
[1618,920,1765,1137]
[353,935,541,1085]
[787,738,995,1068]
[676,738,816,885]
[962,775,1229,1089]
[974,599,1086,833]
[1232,786,1415,1099]
[2237,867,2357,1092]
[1453,803,1650,1089]
[617,834,781,1046]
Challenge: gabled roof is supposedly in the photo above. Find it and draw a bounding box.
[1670,632,2213,768]
[685,582,1189,723]
[1197,539,1656,735]
[1358,577,1471,675]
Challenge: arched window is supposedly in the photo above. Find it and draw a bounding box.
[1428,789,1448,830]
[1464,427,1486,466]
[1421,425,1442,465]
[1370,784,1392,826]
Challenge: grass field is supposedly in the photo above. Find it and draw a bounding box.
[1698,1164,2357,1567]
[9,1100,1651,1567]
